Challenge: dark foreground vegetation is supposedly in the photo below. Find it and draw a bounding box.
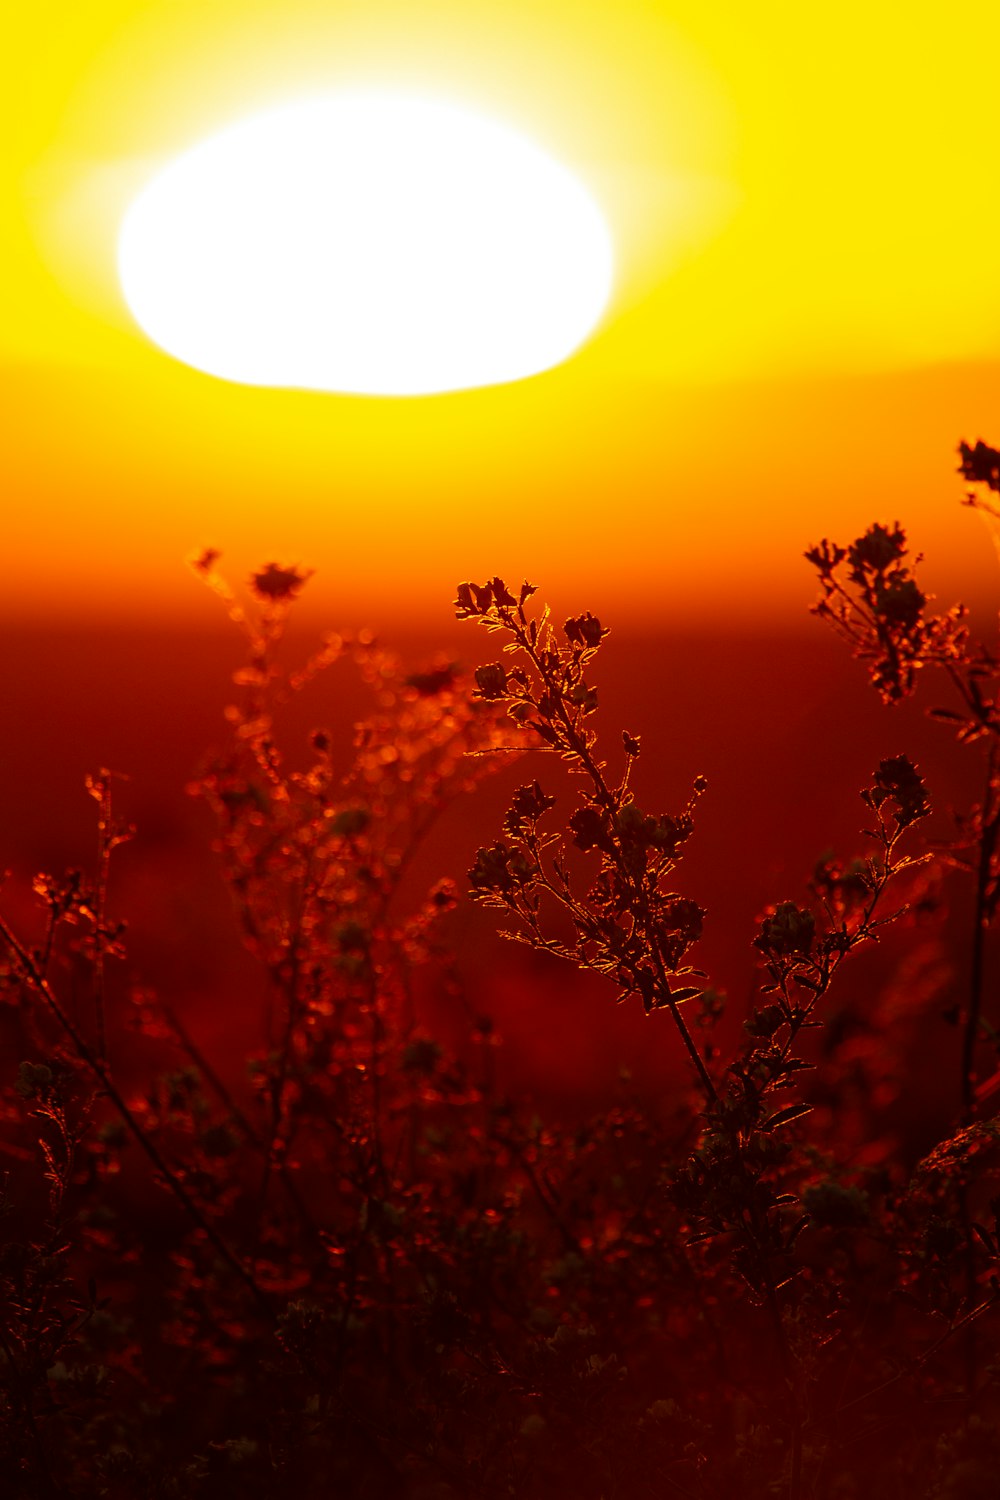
[4,441,1000,1499]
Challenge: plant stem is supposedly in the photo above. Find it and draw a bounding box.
[92,779,114,1067]
[834,1292,998,1416]
[963,741,998,1123]
[513,613,719,1106]
[762,1278,803,1500]
[162,1001,320,1236]
[0,917,269,1314]
[0,1306,59,1495]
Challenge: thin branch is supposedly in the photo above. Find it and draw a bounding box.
[0,916,269,1314]
[963,741,999,1123]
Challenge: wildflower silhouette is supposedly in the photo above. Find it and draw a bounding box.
[455,575,712,1095]
[1,452,1000,1500]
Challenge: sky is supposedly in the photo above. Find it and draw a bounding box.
[5,0,1000,627]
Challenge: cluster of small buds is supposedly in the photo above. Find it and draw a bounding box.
[864,753,932,828]
[474,662,508,700]
[249,561,314,603]
[563,612,608,649]
[806,522,968,703]
[467,842,535,901]
[958,438,1000,493]
[754,901,816,960]
[454,576,537,618]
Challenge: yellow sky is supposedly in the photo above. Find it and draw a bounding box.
[4,0,1000,624]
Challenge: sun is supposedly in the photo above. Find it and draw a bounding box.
[116,93,615,397]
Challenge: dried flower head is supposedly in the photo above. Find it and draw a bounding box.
[249,561,313,602]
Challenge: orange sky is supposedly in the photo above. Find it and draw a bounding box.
[5,1,1000,626]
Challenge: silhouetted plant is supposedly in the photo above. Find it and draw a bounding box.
[455,576,712,1094]
[807,444,1000,1126]
[1,453,1000,1500]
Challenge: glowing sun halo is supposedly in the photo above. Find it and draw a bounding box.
[117,94,615,396]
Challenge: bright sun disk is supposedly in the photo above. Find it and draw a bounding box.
[116,93,615,396]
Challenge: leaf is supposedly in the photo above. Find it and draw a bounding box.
[784,1216,811,1248]
[973,1222,998,1255]
[928,707,968,723]
[762,1102,814,1132]
[793,973,824,993]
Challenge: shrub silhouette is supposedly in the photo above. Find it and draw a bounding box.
[2,443,1000,1498]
